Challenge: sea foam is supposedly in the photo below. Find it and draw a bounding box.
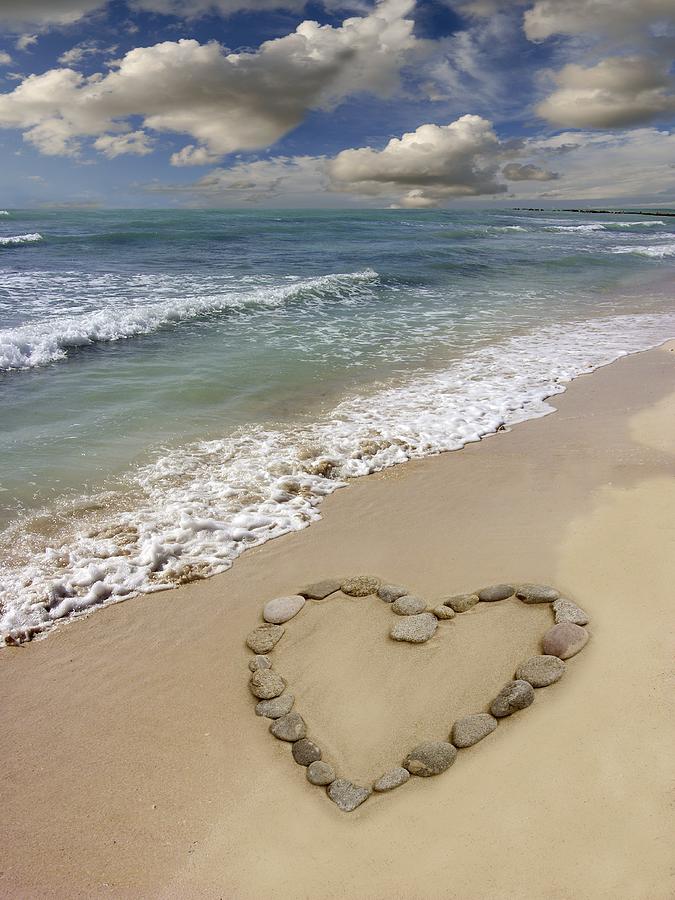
[0,269,378,371]
[1,311,674,644]
[0,232,43,245]
[610,242,675,258]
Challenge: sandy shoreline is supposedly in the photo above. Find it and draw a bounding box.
[1,341,674,899]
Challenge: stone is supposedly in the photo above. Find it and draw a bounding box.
[451,713,498,748]
[373,767,410,792]
[516,655,566,688]
[443,593,479,613]
[307,761,336,786]
[516,583,560,604]
[433,604,456,620]
[292,738,322,766]
[390,613,438,644]
[477,584,515,602]
[377,583,409,603]
[245,623,285,654]
[553,598,589,626]
[299,579,342,600]
[269,711,307,742]
[249,669,286,700]
[326,778,371,812]
[248,655,271,672]
[263,594,305,624]
[403,741,457,776]
[392,594,427,615]
[341,575,380,597]
[542,622,589,660]
[490,680,535,717]
[255,693,295,718]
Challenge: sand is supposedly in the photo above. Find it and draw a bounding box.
[1,342,674,899]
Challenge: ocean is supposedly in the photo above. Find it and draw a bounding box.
[1,207,674,642]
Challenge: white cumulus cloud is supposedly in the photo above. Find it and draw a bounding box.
[328,114,509,206]
[93,130,154,157]
[537,56,675,129]
[0,0,418,161]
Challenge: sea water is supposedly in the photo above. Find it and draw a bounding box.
[1,208,674,640]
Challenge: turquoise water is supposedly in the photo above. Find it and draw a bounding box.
[1,208,674,640]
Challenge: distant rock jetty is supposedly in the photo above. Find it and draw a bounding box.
[514,207,675,217]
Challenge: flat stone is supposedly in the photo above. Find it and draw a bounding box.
[442,593,479,613]
[404,741,457,776]
[451,713,498,748]
[516,655,566,687]
[433,604,456,620]
[341,575,381,597]
[477,584,515,602]
[269,711,307,742]
[248,654,271,672]
[326,778,371,812]
[516,583,560,604]
[299,579,342,600]
[249,669,286,699]
[245,623,285,654]
[373,767,410,792]
[490,680,535,717]
[542,622,589,659]
[390,613,438,644]
[292,738,322,766]
[553,598,590,626]
[377,583,409,603]
[255,693,295,718]
[307,761,335,786]
[263,594,305,624]
[392,594,427,615]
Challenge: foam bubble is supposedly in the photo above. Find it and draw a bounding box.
[609,242,675,258]
[2,312,674,644]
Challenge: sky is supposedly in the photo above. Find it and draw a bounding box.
[0,0,673,208]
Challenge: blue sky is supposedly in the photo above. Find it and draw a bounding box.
[0,0,673,208]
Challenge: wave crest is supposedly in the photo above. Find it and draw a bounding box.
[0,232,43,246]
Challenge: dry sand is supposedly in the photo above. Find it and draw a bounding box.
[1,342,674,900]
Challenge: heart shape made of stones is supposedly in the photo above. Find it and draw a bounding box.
[246,575,590,812]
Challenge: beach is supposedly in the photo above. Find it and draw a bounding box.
[1,339,673,899]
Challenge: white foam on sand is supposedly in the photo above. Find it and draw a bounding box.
[2,311,675,644]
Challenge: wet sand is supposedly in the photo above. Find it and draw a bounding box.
[1,341,674,899]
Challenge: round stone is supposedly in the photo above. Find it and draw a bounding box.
[248,655,271,672]
[269,711,307,742]
[249,669,285,699]
[542,622,589,659]
[490,680,535,717]
[292,738,322,766]
[255,693,295,718]
[341,575,381,597]
[392,594,427,615]
[433,604,456,620]
[245,623,285,654]
[300,579,341,600]
[553,598,589,626]
[263,594,306,624]
[390,613,438,644]
[451,713,498,748]
[516,583,560,603]
[377,584,409,603]
[373,767,410,792]
[403,741,457,776]
[443,593,479,613]
[326,778,371,811]
[477,584,515,602]
[307,761,335,786]
[516,655,566,687]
